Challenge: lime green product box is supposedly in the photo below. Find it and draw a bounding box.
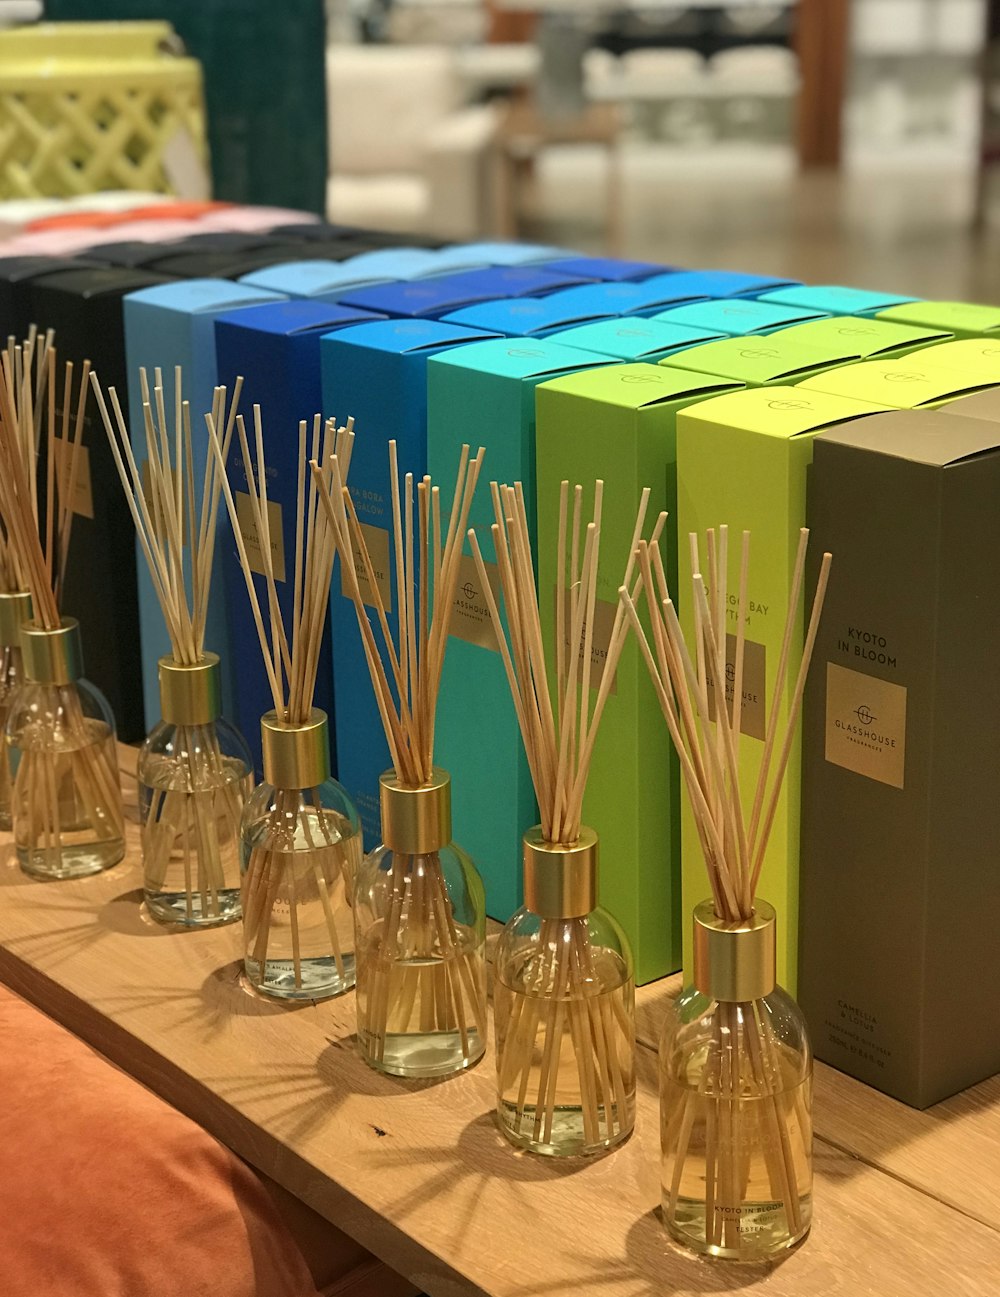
[907,338,1000,383]
[775,315,951,359]
[426,339,613,920]
[797,358,1000,410]
[535,363,744,983]
[676,386,888,989]
[877,301,1000,340]
[662,335,858,387]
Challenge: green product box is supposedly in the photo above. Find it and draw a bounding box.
[661,335,858,387]
[797,358,1000,409]
[877,301,1000,340]
[426,339,613,920]
[534,363,744,983]
[676,386,888,988]
[909,338,1000,383]
[775,315,951,360]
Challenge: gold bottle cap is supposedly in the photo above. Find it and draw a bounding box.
[693,899,777,1003]
[158,653,221,727]
[0,591,32,649]
[20,618,83,686]
[380,769,451,855]
[261,709,330,790]
[523,825,598,920]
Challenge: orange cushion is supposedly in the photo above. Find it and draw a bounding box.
[0,985,322,1297]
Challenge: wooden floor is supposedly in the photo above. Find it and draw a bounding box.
[1,755,1000,1296]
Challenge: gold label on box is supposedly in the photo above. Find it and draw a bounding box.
[343,522,391,612]
[450,552,500,652]
[825,662,906,789]
[235,492,285,583]
[558,588,618,695]
[705,635,766,741]
[53,439,94,520]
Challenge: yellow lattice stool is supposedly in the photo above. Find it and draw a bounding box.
[0,22,209,200]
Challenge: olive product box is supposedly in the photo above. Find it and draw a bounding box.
[214,299,386,776]
[123,279,286,724]
[676,386,888,988]
[799,409,1000,1108]
[656,299,826,337]
[664,334,858,387]
[546,317,726,362]
[340,266,584,319]
[776,316,952,360]
[25,265,175,740]
[941,388,1000,421]
[797,358,1000,410]
[909,338,1000,383]
[320,319,498,845]
[426,339,615,919]
[878,300,1000,340]
[759,285,917,317]
[535,363,745,983]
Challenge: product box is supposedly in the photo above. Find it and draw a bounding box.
[543,256,671,282]
[267,223,444,249]
[214,299,387,774]
[238,249,463,302]
[442,285,621,337]
[799,409,1000,1107]
[655,299,827,336]
[775,315,952,360]
[426,339,615,919]
[877,300,1000,340]
[535,363,746,983]
[676,386,889,988]
[658,269,801,298]
[140,248,315,281]
[0,255,100,340]
[664,334,859,387]
[319,319,498,845]
[907,338,1000,383]
[940,388,1000,421]
[546,317,726,362]
[759,285,917,317]
[26,266,175,741]
[797,358,1000,409]
[86,242,188,270]
[456,241,572,266]
[340,265,583,319]
[123,279,286,723]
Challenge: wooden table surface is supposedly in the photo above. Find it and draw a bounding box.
[1,758,999,1296]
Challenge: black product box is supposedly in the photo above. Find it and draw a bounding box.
[800,408,1000,1108]
[26,266,174,741]
[0,256,99,340]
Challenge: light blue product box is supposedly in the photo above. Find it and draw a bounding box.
[452,241,575,266]
[426,338,614,919]
[122,278,286,725]
[546,317,726,362]
[320,318,499,846]
[655,299,827,336]
[238,248,450,300]
[758,284,918,317]
[214,299,386,776]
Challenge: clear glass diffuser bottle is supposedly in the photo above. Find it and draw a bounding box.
[354,769,487,1078]
[6,618,125,879]
[0,591,31,831]
[494,827,636,1156]
[241,709,360,1000]
[659,900,813,1261]
[138,653,252,927]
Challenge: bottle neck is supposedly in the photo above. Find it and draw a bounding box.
[158,654,222,728]
[692,899,777,1003]
[20,618,83,686]
[379,769,452,855]
[261,709,330,790]
[522,826,598,920]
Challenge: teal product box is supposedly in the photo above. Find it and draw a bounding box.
[442,284,628,336]
[214,299,386,776]
[340,266,584,319]
[759,284,917,317]
[655,299,827,336]
[547,317,727,361]
[426,338,615,919]
[775,315,952,359]
[122,278,285,725]
[534,363,746,983]
[543,256,672,282]
[320,319,499,845]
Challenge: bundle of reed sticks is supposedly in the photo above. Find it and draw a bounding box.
[620,525,830,1250]
[92,368,250,923]
[210,407,359,992]
[313,440,487,1069]
[469,478,660,1150]
[0,330,124,869]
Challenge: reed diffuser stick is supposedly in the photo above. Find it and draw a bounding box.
[313,441,488,1075]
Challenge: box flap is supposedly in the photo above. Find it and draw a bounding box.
[798,359,1000,408]
[911,339,1000,379]
[123,278,284,313]
[427,337,608,380]
[815,409,1000,466]
[663,269,800,298]
[214,299,384,337]
[318,318,497,356]
[442,293,615,334]
[664,336,856,383]
[538,361,742,409]
[454,241,572,266]
[548,318,724,359]
[760,285,916,314]
[543,255,669,282]
[679,385,889,437]
[940,389,1000,421]
[238,258,395,296]
[656,300,826,334]
[879,301,1000,334]
[20,266,171,297]
[776,316,951,357]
